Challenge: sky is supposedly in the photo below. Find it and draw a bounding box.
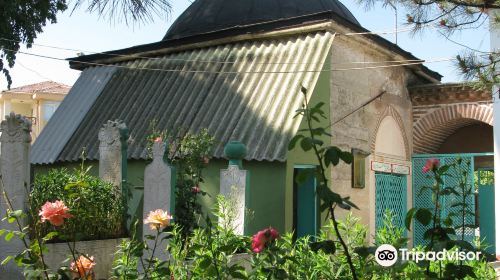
[0,0,492,90]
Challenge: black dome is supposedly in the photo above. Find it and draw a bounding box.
[163,0,360,41]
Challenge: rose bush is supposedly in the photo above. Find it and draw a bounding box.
[29,167,125,241]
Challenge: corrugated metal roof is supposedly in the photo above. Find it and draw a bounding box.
[31,67,118,164]
[31,31,333,164]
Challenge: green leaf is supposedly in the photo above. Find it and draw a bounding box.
[313,102,325,109]
[0,229,5,236]
[1,256,13,266]
[310,127,331,136]
[57,269,71,280]
[300,137,314,151]
[443,216,453,227]
[339,151,353,164]
[229,268,247,279]
[206,264,218,277]
[9,210,23,218]
[43,231,58,242]
[288,135,304,150]
[405,208,418,230]
[415,208,432,226]
[21,258,37,265]
[453,240,475,252]
[312,138,324,146]
[354,246,376,258]
[64,180,90,190]
[317,184,343,205]
[341,197,359,210]
[4,232,14,242]
[324,146,340,166]
[319,202,331,213]
[199,257,212,269]
[310,240,336,254]
[438,165,450,175]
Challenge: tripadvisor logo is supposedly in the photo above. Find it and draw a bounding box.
[375,244,481,267]
[375,244,398,267]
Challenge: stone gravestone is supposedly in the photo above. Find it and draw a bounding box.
[142,139,175,259]
[220,141,249,235]
[98,120,128,191]
[0,113,32,280]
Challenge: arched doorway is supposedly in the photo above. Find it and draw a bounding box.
[370,107,411,240]
[413,104,493,154]
[412,104,494,251]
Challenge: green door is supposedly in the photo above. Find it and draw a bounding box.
[375,172,407,232]
[294,167,318,239]
[478,169,495,254]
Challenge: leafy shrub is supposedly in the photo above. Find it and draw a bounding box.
[29,168,126,241]
[171,129,214,239]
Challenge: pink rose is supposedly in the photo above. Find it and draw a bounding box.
[422,158,440,173]
[39,200,73,226]
[192,186,201,194]
[251,227,279,253]
[154,137,162,143]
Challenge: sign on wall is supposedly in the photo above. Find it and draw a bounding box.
[371,161,392,173]
[392,164,410,175]
[371,161,410,175]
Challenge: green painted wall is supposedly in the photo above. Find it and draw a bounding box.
[33,158,286,235]
[284,52,332,232]
[202,160,286,234]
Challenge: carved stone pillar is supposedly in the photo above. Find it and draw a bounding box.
[142,139,175,260]
[98,120,128,192]
[0,113,32,279]
[220,141,249,235]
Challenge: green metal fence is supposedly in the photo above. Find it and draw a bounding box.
[478,168,495,254]
[412,153,491,247]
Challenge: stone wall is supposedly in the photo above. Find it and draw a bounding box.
[329,35,417,239]
[44,238,125,279]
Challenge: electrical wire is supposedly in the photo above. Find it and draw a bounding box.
[7,48,457,74]
[0,36,433,66]
[1,20,491,66]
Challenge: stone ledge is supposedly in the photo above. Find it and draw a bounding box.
[45,238,127,279]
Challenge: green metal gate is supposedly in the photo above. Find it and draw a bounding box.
[478,169,495,254]
[375,173,407,232]
[412,154,481,246]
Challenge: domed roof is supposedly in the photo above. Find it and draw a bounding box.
[164,0,360,41]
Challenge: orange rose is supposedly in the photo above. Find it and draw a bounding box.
[144,209,173,230]
[70,255,95,279]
